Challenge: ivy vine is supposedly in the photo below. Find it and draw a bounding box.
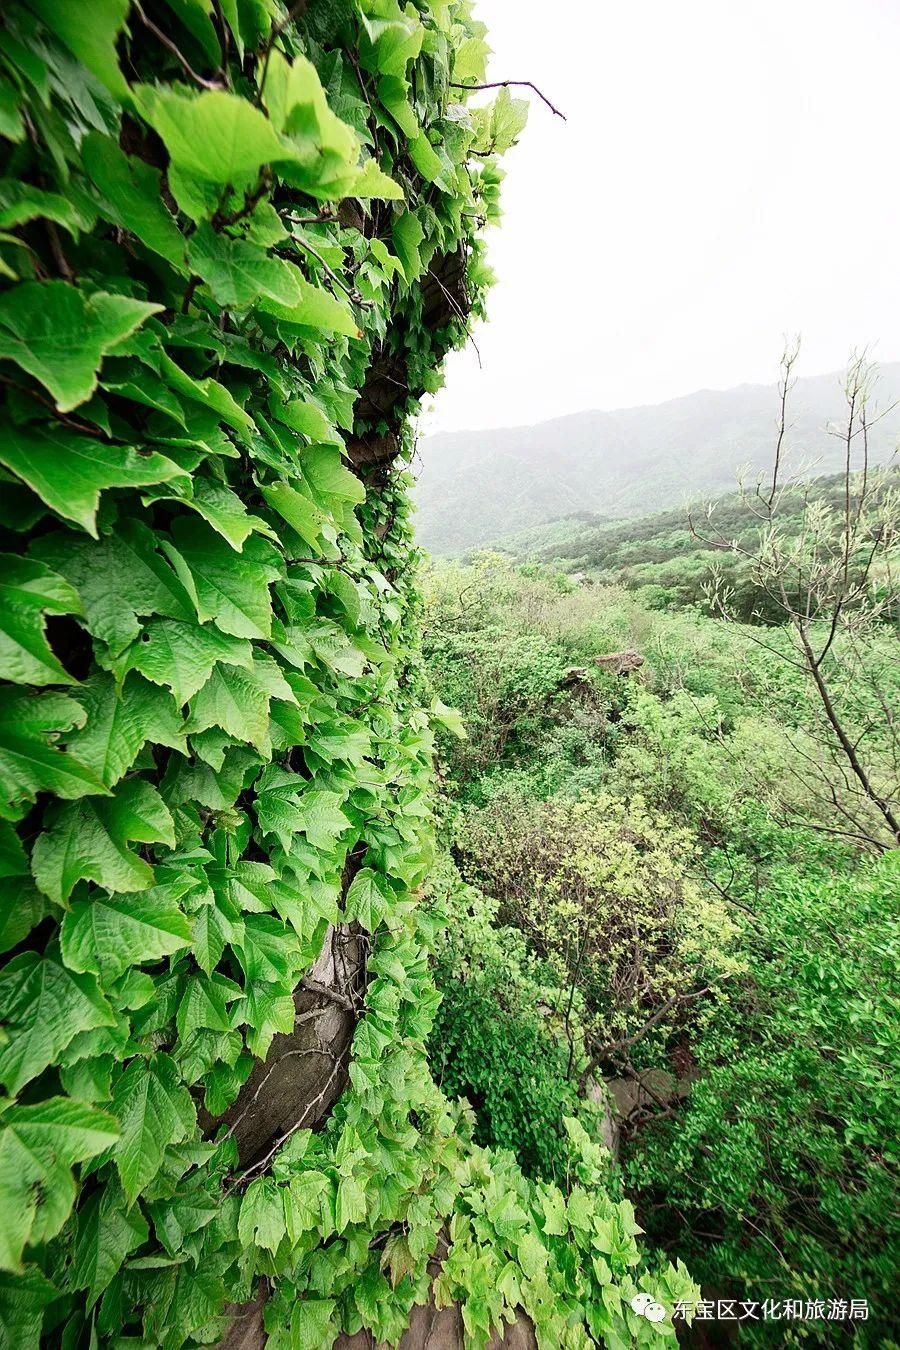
[0,2,696,1346]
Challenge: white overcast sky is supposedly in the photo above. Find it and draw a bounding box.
[425,0,900,433]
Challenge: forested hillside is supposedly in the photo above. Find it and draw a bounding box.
[0,4,698,1348]
[414,365,900,554]
[500,468,900,622]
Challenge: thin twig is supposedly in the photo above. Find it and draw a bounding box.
[45,220,74,281]
[277,237,372,310]
[763,338,800,510]
[283,209,336,228]
[449,79,566,120]
[181,276,200,314]
[301,977,358,1011]
[231,1053,344,1188]
[425,267,481,366]
[221,1040,323,1143]
[133,2,225,90]
[0,373,105,436]
[210,0,233,87]
[211,169,272,231]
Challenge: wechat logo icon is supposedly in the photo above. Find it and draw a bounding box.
[631,1293,666,1323]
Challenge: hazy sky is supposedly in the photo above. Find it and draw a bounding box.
[425,0,900,433]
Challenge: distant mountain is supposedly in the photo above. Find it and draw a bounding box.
[413,364,900,554]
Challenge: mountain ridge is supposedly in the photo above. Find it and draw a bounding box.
[414,363,900,554]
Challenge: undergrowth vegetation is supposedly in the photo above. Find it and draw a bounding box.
[423,485,900,1345]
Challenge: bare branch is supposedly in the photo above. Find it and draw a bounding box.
[449,79,567,121]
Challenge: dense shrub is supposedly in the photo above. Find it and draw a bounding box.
[454,790,738,1047]
[426,859,601,1182]
[425,624,568,785]
[629,853,900,1344]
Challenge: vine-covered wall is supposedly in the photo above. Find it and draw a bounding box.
[0,3,695,1346]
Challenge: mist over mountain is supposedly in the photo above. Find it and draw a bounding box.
[414,364,900,554]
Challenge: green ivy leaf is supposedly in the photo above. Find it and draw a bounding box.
[133,86,289,185]
[255,770,349,852]
[0,424,187,537]
[59,1055,115,1104]
[0,1098,119,1272]
[82,133,186,267]
[515,1230,548,1280]
[335,1173,367,1233]
[176,972,241,1039]
[192,897,240,975]
[28,0,130,101]
[476,87,529,155]
[0,1265,58,1345]
[298,444,366,506]
[539,1187,568,1238]
[407,133,447,187]
[392,211,424,283]
[0,878,47,956]
[238,1178,286,1253]
[566,1187,595,1234]
[294,619,368,678]
[364,7,424,74]
[147,475,270,552]
[349,157,404,201]
[31,778,176,904]
[0,180,83,232]
[263,272,361,338]
[185,662,272,750]
[67,673,187,789]
[124,617,253,706]
[61,885,193,983]
[263,49,357,162]
[244,983,294,1058]
[156,350,255,434]
[235,914,297,983]
[0,822,26,879]
[321,572,363,628]
[344,868,390,932]
[270,398,341,444]
[271,875,339,942]
[285,1297,337,1346]
[0,688,103,820]
[0,553,83,686]
[0,951,114,1095]
[0,283,161,412]
[305,720,370,766]
[0,79,24,145]
[259,481,325,549]
[187,224,303,311]
[167,518,279,640]
[72,1180,148,1308]
[32,520,197,657]
[430,698,467,739]
[111,1054,196,1205]
[453,34,490,83]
